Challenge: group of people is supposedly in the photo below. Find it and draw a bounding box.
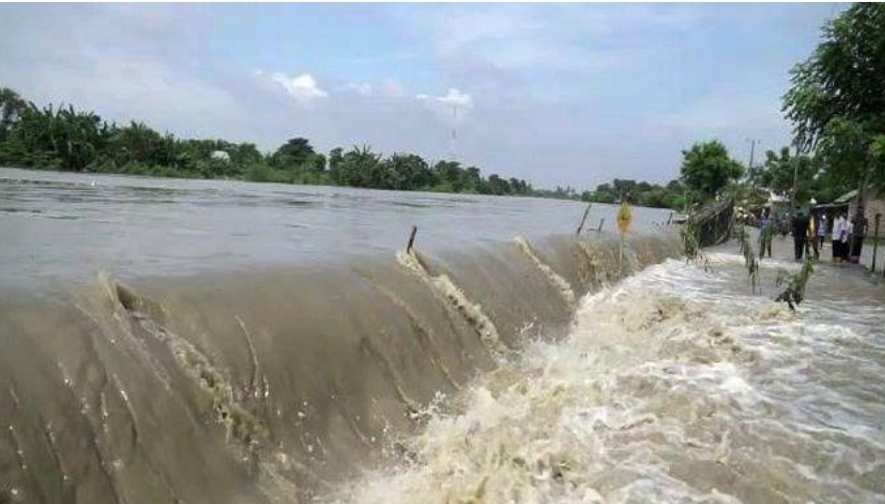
[758,206,869,263]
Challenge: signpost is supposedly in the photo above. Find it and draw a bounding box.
[617,201,633,271]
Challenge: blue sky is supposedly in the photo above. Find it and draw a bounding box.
[0,3,844,189]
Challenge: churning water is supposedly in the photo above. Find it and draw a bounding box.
[326,252,885,504]
[1,168,883,504]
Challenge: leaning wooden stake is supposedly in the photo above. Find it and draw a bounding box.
[597,218,605,232]
[406,225,418,253]
[575,203,592,235]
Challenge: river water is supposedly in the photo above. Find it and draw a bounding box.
[1,167,883,504]
[0,167,668,291]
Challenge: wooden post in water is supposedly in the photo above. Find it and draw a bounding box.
[872,214,881,273]
[575,203,592,235]
[406,225,417,253]
[597,218,605,232]
[667,212,673,225]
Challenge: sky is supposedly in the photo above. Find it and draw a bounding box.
[0,2,845,190]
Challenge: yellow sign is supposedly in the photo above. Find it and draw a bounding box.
[617,201,633,235]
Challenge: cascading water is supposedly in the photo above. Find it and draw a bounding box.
[0,227,680,504]
[323,251,885,504]
[2,168,881,504]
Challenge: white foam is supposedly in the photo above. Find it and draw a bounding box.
[326,251,885,504]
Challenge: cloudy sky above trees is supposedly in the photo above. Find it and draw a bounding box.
[0,3,843,188]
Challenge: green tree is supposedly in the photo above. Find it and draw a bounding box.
[328,147,344,183]
[0,87,27,141]
[433,160,465,192]
[487,174,511,195]
[755,146,848,204]
[272,137,314,164]
[1,103,108,171]
[336,145,383,188]
[382,153,433,190]
[680,140,744,202]
[783,3,885,195]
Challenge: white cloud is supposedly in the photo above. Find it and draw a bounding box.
[343,82,372,95]
[337,79,407,99]
[267,72,328,106]
[417,88,474,109]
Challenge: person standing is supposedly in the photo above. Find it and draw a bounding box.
[849,207,869,264]
[817,214,828,258]
[832,212,846,263]
[843,215,854,263]
[792,207,810,262]
[759,207,773,259]
[807,213,818,260]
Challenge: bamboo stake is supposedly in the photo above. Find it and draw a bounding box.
[575,203,592,235]
[597,218,604,232]
[406,225,417,253]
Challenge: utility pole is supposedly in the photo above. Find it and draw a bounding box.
[746,138,759,170]
[449,104,458,162]
[792,142,800,209]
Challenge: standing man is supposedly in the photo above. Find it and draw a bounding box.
[849,207,869,264]
[832,212,846,263]
[759,207,773,259]
[792,206,810,262]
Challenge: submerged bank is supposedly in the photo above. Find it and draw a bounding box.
[0,233,680,504]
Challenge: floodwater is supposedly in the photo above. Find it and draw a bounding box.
[0,167,669,291]
[327,246,885,504]
[1,167,882,504]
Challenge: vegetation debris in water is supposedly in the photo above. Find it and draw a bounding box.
[774,261,815,312]
[735,225,760,294]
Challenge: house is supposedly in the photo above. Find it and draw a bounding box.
[812,189,885,236]
[836,189,885,222]
[765,190,791,214]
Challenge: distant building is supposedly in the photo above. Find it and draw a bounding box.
[210,150,231,163]
[812,189,885,235]
[765,190,790,210]
[835,189,885,222]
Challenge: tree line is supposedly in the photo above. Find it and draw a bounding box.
[0,88,534,196]
[4,0,881,214]
[583,140,747,210]
[0,84,833,211]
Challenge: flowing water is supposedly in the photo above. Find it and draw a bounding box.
[325,252,885,504]
[1,168,883,504]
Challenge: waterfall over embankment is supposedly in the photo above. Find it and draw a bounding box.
[0,232,680,504]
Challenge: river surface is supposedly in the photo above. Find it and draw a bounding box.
[0,167,668,291]
[0,167,883,504]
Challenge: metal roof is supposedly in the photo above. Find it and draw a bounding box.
[835,189,858,204]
